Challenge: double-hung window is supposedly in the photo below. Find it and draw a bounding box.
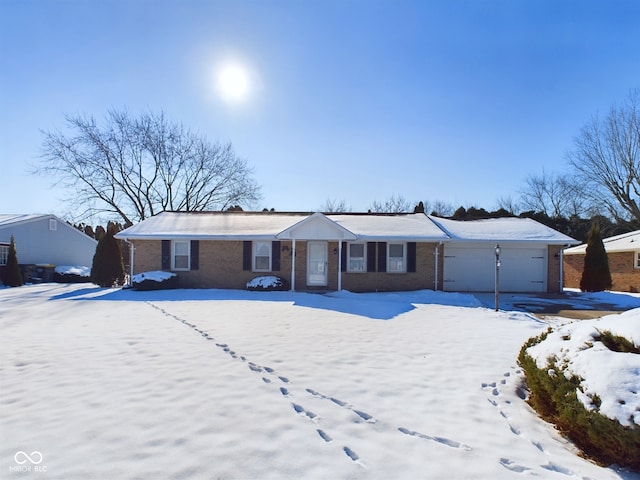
[635,251,640,269]
[172,240,190,270]
[347,243,366,272]
[388,243,406,273]
[0,244,8,266]
[253,241,272,271]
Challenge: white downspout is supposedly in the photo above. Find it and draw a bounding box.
[290,239,296,292]
[559,246,564,293]
[338,240,342,291]
[434,241,443,291]
[124,238,134,287]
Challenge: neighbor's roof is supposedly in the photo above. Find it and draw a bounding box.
[0,214,53,227]
[564,229,640,255]
[116,211,577,244]
[428,216,578,244]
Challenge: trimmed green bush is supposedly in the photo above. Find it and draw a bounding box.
[518,332,640,470]
[2,236,24,287]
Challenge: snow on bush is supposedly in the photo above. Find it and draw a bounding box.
[53,265,91,283]
[526,309,640,427]
[246,276,289,291]
[131,271,178,290]
[55,266,91,277]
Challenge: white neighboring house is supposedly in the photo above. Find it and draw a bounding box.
[0,214,97,280]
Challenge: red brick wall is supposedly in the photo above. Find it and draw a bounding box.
[132,239,440,292]
[563,251,640,293]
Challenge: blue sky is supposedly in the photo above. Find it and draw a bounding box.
[1,0,639,220]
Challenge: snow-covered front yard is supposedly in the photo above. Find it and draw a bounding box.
[1,284,638,479]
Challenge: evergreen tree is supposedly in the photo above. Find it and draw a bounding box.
[2,236,24,287]
[580,223,612,292]
[90,226,125,287]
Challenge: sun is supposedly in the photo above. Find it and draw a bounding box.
[216,63,250,102]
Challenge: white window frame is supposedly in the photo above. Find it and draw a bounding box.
[253,241,272,272]
[49,219,57,231]
[0,244,8,266]
[172,240,191,271]
[347,243,366,273]
[635,251,640,269]
[387,243,406,273]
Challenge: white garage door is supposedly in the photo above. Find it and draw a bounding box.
[443,244,547,292]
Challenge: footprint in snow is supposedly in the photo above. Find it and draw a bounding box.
[262,377,271,384]
[317,429,332,443]
[279,376,289,383]
[541,462,576,476]
[398,427,472,451]
[305,388,375,422]
[280,387,289,397]
[343,446,359,462]
[291,403,317,421]
[499,458,532,473]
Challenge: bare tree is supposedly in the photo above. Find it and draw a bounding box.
[369,194,413,213]
[495,195,520,215]
[519,169,589,218]
[321,198,351,213]
[567,88,640,222]
[428,199,455,217]
[37,109,261,224]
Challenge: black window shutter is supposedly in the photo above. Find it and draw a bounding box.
[190,240,199,270]
[162,240,171,270]
[377,241,387,273]
[407,242,417,273]
[367,242,377,272]
[243,241,252,271]
[341,242,348,271]
[272,241,281,271]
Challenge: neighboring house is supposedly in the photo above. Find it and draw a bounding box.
[563,230,640,293]
[116,211,577,293]
[0,214,98,281]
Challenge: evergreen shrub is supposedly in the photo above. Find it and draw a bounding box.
[518,332,640,470]
[2,236,24,287]
[90,228,125,287]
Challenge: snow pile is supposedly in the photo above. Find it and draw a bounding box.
[131,270,176,283]
[526,309,640,426]
[54,265,90,277]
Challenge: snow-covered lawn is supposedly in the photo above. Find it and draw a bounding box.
[1,284,638,479]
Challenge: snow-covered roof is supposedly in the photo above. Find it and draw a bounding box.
[0,214,54,228]
[564,229,640,255]
[328,214,448,241]
[117,211,577,244]
[115,212,308,240]
[428,216,578,244]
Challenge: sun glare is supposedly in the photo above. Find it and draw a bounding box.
[216,63,250,103]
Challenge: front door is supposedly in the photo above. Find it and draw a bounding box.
[307,241,328,286]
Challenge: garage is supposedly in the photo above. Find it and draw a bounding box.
[442,243,547,292]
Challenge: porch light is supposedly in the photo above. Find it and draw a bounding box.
[495,244,500,311]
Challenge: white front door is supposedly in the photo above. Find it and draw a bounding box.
[307,241,328,286]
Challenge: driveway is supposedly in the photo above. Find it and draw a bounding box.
[474,290,640,320]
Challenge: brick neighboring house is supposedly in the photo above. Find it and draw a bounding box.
[563,230,640,293]
[116,211,577,293]
[0,214,98,282]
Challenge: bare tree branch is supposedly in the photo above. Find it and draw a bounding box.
[36,109,262,224]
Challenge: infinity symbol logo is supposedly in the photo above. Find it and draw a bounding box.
[14,451,43,465]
